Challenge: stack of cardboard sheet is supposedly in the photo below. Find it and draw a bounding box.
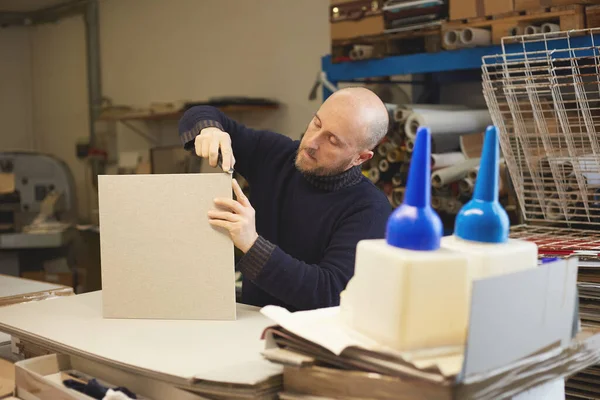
[509,225,600,329]
[258,258,600,399]
[0,292,283,399]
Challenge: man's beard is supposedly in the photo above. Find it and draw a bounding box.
[294,146,352,177]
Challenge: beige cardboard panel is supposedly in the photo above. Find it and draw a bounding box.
[98,174,236,320]
[0,292,282,386]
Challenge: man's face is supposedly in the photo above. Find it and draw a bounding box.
[295,102,371,176]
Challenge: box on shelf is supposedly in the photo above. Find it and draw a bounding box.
[330,0,385,40]
[515,0,596,10]
[450,0,483,20]
[587,5,600,28]
[484,0,515,16]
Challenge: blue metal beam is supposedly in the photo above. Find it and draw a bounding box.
[322,34,600,82]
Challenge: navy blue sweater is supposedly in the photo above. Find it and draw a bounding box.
[179,106,392,311]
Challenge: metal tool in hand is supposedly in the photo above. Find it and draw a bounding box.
[217,150,234,174]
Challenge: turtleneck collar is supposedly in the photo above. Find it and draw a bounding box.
[300,165,364,191]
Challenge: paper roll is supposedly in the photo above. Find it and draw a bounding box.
[431,152,466,171]
[377,142,393,158]
[468,167,478,182]
[525,25,541,35]
[394,108,408,122]
[368,167,380,183]
[542,23,560,33]
[444,198,463,214]
[387,148,403,163]
[459,178,474,196]
[431,158,481,188]
[392,188,405,207]
[443,30,461,48]
[406,138,415,153]
[509,26,524,36]
[460,28,491,47]
[349,45,374,60]
[392,173,403,187]
[460,132,484,159]
[431,196,444,210]
[404,110,492,140]
[379,159,390,172]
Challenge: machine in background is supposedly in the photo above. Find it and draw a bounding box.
[0,152,78,283]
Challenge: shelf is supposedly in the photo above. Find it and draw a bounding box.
[98,104,280,122]
[322,32,600,82]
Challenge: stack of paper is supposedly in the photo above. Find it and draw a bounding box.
[383,0,447,34]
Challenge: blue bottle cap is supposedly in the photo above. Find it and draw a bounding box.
[455,125,509,243]
[386,127,443,251]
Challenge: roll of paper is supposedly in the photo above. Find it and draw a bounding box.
[444,198,463,214]
[431,196,444,210]
[431,152,466,171]
[349,45,374,60]
[377,142,393,158]
[404,109,492,140]
[443,30,461,48]
[525,25,541,35]
[387,148,403,163]
[460,28,491,47]
[459,178,474,196]
[392,173,404,187]
[509,26,524,36]
[468,167,478,182]
[379,159,390,172]
[368,167,380,183]
[406,138,415,153]
[392,188,405,207]
[431,158,481,188]
[542,23,560,33]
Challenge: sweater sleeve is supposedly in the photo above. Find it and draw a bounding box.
[237,201,391,310]
[178,105,294,184]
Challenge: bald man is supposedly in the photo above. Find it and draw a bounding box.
[178,87,392,311]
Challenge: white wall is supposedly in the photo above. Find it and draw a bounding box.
[0,27,34,150]
[22,0,330,221]
[100,0,330,148]
[30,15,91,220]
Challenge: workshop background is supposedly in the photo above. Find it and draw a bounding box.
[1,0,597,299]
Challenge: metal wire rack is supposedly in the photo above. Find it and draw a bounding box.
[482,28,600,229]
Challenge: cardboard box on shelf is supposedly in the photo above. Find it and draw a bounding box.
[450,0,483,20]
[484,0,515,16]
[330,0,384,40]
[515,0,595,10]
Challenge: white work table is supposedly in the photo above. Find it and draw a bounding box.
[0,291,282,393]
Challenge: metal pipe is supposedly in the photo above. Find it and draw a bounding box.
[85,0,102,148]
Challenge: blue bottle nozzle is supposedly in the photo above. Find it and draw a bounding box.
[455,125,509,243]
[386,127,442,251]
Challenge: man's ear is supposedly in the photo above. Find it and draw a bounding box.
[353,150,373,167]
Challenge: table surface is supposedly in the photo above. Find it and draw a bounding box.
[0,291,281,388]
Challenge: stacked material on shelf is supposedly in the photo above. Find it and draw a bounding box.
[509,225,600,329]
[370,104,513,215]
[383,0,448,33]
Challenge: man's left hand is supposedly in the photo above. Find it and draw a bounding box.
[208,179,258,253]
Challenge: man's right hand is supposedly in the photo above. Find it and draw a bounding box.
[194,127,235,172]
